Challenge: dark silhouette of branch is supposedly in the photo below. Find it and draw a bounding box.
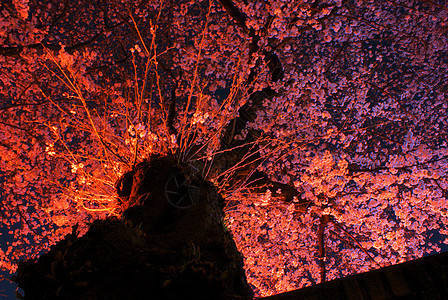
[212,0,299,204]
[218,0,284,85]
[15,205,48,242]
[332,221,383,269]
[433,179,448,199]
[217,0,249,33]
[47,0,70,34]
[0,31,103,58]
[0,121,47,147]
[347,154,448,176]
[157,63,181,136]
[317,214,331,283]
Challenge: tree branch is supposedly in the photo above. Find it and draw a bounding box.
[317,214,331,283]
[217,0,248,33]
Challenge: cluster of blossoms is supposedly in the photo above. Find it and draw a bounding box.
[0,0,447,298]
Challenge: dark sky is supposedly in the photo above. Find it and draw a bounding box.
[1,224,20,299]
[0,273,19,299]
[0,235,20,300]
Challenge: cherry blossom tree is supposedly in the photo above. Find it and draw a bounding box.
[1,0,447,297]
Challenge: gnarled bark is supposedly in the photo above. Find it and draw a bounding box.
[13,155,254,299]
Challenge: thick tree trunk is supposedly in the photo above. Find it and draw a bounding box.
[261,251,448,300]
[13,155,254,299]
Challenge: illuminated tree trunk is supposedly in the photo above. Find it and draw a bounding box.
[13,155,254,299]
[260,251,448,300]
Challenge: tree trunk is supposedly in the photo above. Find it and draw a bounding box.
[13,155,254,299]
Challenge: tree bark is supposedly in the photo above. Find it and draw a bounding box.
[13,155,254,299]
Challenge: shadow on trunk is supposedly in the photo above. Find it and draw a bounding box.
[13,155,254,300]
